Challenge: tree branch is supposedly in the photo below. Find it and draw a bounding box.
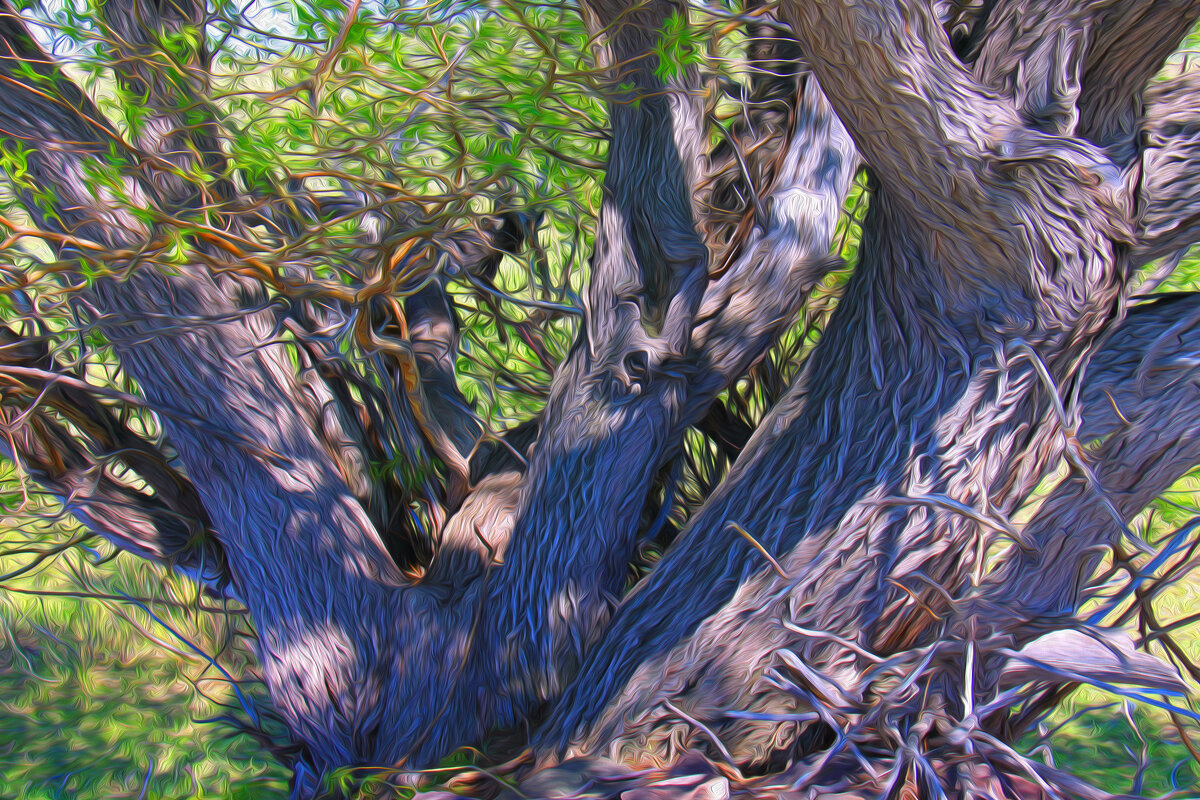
[0,4,414,769]
[1077,0,1200,162]
[94,0,231,208]
[1134,72,1200,265]
[366,0,859,768]
[778,0,1030,262]
[704,0,805,254]
[0,330,231,594]
[425,0,715,705]
[536,0,1138,772]
[685,74,854,407]
[982,292,1200,627]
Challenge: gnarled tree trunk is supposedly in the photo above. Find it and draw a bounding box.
[4,0,1200,797]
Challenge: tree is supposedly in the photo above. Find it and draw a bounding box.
[2,0,1200,796]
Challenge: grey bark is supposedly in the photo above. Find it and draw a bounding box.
[981,291,1200,636]
[535,0,1199,785]
[0,0,854,778]
[0,5,409,773]
[1136,72,1200,265]
[383,0,856,766]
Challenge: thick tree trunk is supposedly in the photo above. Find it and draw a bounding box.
[380,0,857,767]
[0,0,855,780]
[0,7,413,776]
[6,0,1200,795]
[535,1,1191,789]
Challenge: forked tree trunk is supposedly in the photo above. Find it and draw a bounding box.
[0,0,854,780]
[534,0,1200,787]
[4,0,1200,796]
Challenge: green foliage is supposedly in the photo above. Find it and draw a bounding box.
[654,11,703,80]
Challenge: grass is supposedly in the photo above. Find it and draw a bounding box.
[3,493,1200,798]
[0,499,289,798]
[1032,699,1198,795]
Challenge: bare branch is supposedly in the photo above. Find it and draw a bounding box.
[425,0,715,688]
[393,210,540,505]
[705,0,805,252]
[962,1,1098,135]
[687,76,854,401]
[362,0,858,768]
[983,292,1200,624]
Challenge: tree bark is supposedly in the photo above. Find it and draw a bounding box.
[0,329,229,593]
[0,0,856,778]
[535,0,1177,785]
[0,6,411,774]
[4,0,1200,795]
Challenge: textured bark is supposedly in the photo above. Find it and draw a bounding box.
[3,0,1200,794]
[1136,72,1200,264]
[420,0,715,698]
[390,0,855,765]
[982,291,1200,634]
[1076,0,1200,162]
[0,330,229,593]
[535,0,1167,779]
[0,6,409,773]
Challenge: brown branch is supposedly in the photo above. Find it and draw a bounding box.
[960,0,1200,158]
[686,76,853,399]
[778,0,1033,262]
[397,210,540,506]
[349,0,855,769]
[704,0,805,256]
[963,1,1098,135]
[1077,0,1200,162]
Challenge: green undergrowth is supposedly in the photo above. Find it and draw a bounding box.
[0,489,288,798]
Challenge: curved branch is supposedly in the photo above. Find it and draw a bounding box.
[983,292,1200,625]
[1077,0,1200,161]
[779,0,1026,250]
[686,75,854,402]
